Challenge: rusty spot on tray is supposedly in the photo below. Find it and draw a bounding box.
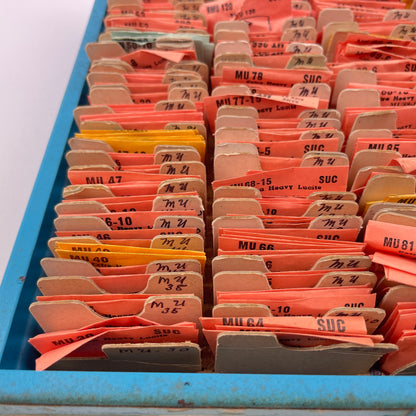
[19,276,25,283]
[178,399,194,407]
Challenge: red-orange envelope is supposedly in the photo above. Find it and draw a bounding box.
[57,210,196,230]
[215,250,366,272]
[29,316,198,371]
[381,331,416,375]
[200,0,292,33]
[365,222,416,259]
[218,227,359,242]
[216,286,376,316]
[212,165,349,197]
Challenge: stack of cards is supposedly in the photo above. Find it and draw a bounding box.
[203,0,416,374]
[28,0,416,375]
[28,0,214,372]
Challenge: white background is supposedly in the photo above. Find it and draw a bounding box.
[0,0,94,281]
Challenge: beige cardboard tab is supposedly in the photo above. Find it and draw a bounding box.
[41,258,100,277]
[307,191,357,201]
[281,27,317,42]
[145,272,203,299]
[215,115,257,132]
[215,128,259,144]
[212,85,252,97]
[282,17,316,31]
[168,87,208,103]
[211,255,269,275]
[214,332,396,374]
[303,200,359,217]
[30,294,202,332]
[332,69,377,108]
[214,186,262,200]
[151,234,204,252]
[212,304,272,318]
[154,100,196,111]
[311,255,371,270]
[62,184,115,200]
[214,149,261,181]
[153,215,205,238]
[164,123,207,139]
[358,174,416,212]
[345,129,392,160]
[309,215,363,230]
[54,216,110,232]
[159,161,206,183]
[348,150,401,189]
[325,307,385,335]
[73,106,113,130]
[286,55,327,69]
[152,195,204,218]
[212,216,264,253]
[317,8,354,32]
[146,259,202,274]
[351,111,397,132]
[337,89,380,120]
[322,21,359,54]
[154,147,201,164]
[290,83,331,100]
[65,150,117,169]
[299,109,340,120]
[85,42,124,61]
[213,198,263,219]
[315,271,377,289]
[157,178,206,204]
[213,271,270,302]
[101,342,201,372]
[54,201,109,215]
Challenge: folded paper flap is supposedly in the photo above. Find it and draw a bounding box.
[102,341,201,364]
[324,307,386,334]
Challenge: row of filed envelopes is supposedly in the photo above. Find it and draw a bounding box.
[28,0,416,375]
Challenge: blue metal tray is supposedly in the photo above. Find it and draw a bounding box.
[0,0,416,413]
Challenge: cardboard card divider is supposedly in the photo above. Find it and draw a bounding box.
[212,270,378,303]
[29,294,203,333]
[48,342,202,373]
[214,332,397,375]
[37,269,204,299]
[211,197,359,219]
